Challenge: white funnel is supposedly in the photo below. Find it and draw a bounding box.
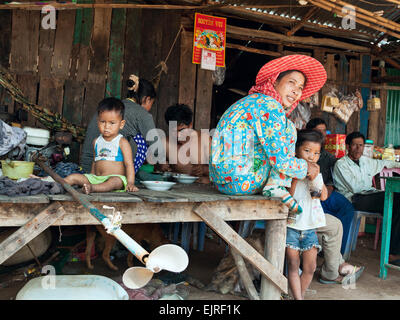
[122,267,154,289]
[121,244,189,289]
[146,244,189,273]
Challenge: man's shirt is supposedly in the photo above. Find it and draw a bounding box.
[333,155,400,201]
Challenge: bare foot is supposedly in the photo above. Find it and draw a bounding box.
[339,263,362,275]
[82,183,93,195]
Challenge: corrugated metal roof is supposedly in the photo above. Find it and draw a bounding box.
[212,0,400,42]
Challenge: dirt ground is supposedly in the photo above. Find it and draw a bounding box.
[1,226,399,300]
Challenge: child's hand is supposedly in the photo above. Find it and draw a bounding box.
[306,162,320,180]
[126,183,139,192]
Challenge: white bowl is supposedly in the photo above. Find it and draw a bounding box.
[141,181,176,191]
[173,174,199,184]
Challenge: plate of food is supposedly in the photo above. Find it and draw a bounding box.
[140,181,176,191]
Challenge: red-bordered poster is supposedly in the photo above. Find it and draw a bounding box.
[192,13,226,67]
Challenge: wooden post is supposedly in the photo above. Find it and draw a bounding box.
[0,202,66,265]
[193,202,288,295]
[260,219,287,300]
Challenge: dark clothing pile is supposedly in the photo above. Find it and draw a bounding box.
[38,161,85,178]
[0,177,64,197]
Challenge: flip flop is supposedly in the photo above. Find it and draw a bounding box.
[318,277,343,284]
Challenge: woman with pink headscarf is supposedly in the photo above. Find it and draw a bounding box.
[210,55,327,213]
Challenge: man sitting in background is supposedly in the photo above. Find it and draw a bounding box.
[333,131,400,265]
[159,103,211,184]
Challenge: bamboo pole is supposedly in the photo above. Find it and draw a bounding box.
[309,0,400,39]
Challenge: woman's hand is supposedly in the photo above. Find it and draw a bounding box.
[306,162,320,181]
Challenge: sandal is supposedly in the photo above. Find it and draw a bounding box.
[318,276,344,284]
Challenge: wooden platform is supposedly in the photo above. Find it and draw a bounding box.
[0,183,288,300]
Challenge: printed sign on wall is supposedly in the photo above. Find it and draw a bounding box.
[193,13,226,67]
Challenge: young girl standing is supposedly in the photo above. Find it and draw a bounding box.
[286,129,327,300]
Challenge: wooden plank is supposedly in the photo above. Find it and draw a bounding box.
[195,67,213,130]
[38,77,64,115]
[178,30,196,112]
[193,202,288,295]
[121,9,142,99]
[132,188,189,202]
[0,202,66,265]
[38,19,56,78]
[63,79,84,126]
[10,11,40,73]
[155,11,181,133]
[360,54,371,137]
[17,73,39,127]
[0,194,49,203]
[140,9,164,121]
[346,58,361,134]
[106,4,126,98]
[82,6,112,126]
[70,1,93,82]
[231,249,260,300]
[0,199,287,226]
[260,219,287,300]
[52,10,76,78]
[62,79,85,164]
[0,10,11,68]
[377,67,387,147]
[47,192,143,202]
[336,54,347,134]
[323,54,339,133]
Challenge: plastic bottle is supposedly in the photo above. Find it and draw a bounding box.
[363,139,374,158]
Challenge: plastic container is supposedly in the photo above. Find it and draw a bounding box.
[363,139,374,158]
[23,127,50,146]
[382,144,395,161]
[16,275,129,300]
[1,160,34,179]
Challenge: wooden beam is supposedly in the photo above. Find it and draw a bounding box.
[226,25,371,53]
[287,6,319,37]
[372,75,400,83]
[193,202,288,295]
[326,79,400,90]
[385,57,400,70]
[0,202,66,265]
[0,199,288,226]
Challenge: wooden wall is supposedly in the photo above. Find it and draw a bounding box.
[0,8,215,157]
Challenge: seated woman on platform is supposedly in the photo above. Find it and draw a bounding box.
[210,55,327,212]
[80,75,163,176]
